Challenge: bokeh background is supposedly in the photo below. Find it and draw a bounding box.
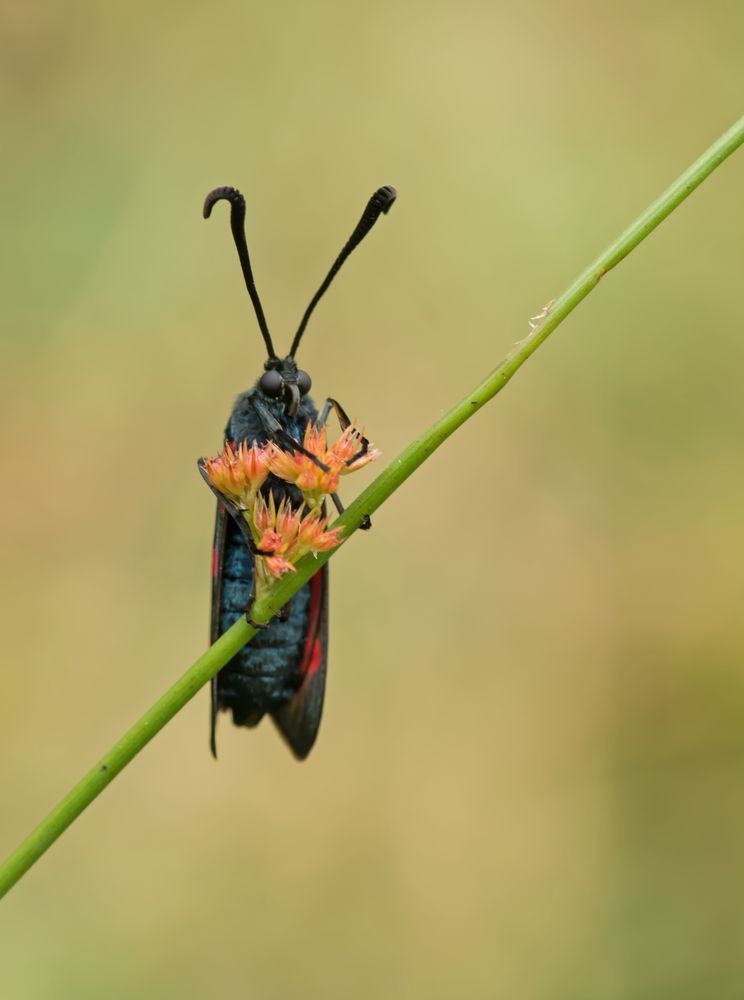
[2,2,744,997]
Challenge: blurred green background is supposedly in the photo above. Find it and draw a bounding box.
[2,1,744,997]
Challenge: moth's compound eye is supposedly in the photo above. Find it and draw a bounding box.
[296,370,312,396]
[259,370,283,397]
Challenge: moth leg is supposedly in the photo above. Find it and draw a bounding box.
[245,578,271,630]
[316,396,349,430]
[315,397,337,428]
[197,459,274,556]
[247,590,293,627]
[246,609,270,630]
[317,397,371,466]
[330,490,371,530]
[253,398,330,472]
[319,398,372,530]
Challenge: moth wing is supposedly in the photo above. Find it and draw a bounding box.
[271,565,329,760]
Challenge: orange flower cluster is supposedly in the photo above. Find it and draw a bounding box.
[252,493,341,578]
[201,420,379,581]
[269,422,380,507]
[201,440,271,508]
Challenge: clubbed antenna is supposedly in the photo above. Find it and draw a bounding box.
[203,186,277,360]
[288,185,397,358]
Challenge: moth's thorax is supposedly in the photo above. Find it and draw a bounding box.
[227,384,318,446]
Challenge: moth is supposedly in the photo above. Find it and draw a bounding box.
[199,184,396,758]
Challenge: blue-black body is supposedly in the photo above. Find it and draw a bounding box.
[210,385,329,759]
[201,181,396,760]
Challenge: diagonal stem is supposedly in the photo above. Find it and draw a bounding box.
[2,114,743,900]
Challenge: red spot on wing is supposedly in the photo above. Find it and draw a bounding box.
[307,637,322,676]
[299,571,324,676]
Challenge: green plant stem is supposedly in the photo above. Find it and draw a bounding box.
[2,115,743,901]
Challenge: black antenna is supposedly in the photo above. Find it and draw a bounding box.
[288,185,397,358]
[203,186,277,360]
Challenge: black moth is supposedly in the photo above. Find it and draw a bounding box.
[199,184,396,759]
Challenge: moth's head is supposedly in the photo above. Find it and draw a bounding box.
[257,355,312,417]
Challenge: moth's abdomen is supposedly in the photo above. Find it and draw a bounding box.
[216,497,312,727]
